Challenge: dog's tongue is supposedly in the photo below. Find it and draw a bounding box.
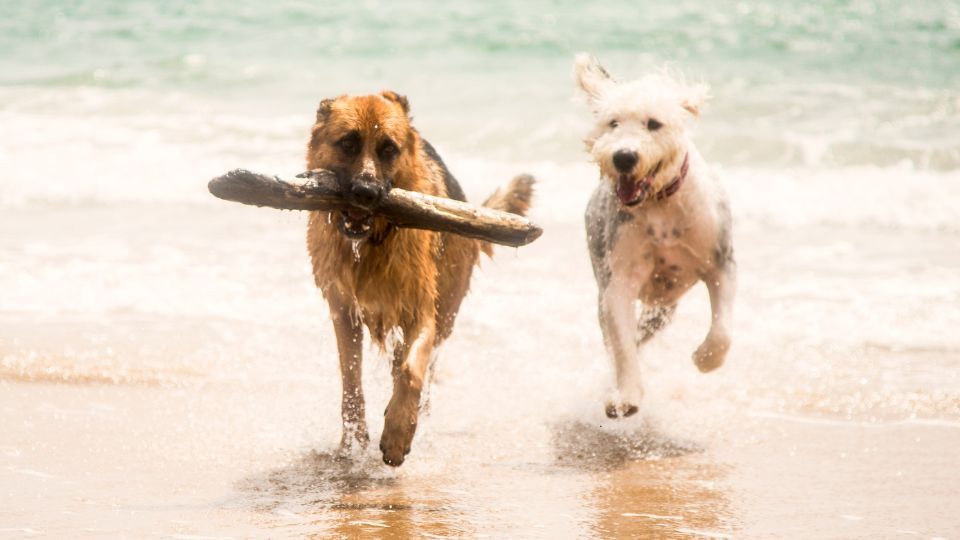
[616,175,653,205]
[345,209,369,221]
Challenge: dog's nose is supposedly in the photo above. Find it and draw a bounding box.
[612,149,638,173]
[349,180,384,208]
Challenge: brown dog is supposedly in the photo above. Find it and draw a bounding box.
[305,91,533,466]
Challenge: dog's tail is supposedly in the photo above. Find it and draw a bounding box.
[479,174,536,257]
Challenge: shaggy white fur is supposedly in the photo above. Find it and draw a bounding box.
[575,53,736,419]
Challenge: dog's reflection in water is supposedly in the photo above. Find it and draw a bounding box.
[551,419,703,471]
[237,449,392,511]
[236,451,467,538]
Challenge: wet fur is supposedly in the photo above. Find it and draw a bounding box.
[305,92,532,466]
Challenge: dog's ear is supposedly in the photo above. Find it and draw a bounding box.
[381,90,410,114]
[316,98,335,123]
[574,53,615,102]
[680,83,710,118]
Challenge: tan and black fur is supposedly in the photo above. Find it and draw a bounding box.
[305,91,533,466]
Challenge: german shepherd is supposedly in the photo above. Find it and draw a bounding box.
[305,91,533,466]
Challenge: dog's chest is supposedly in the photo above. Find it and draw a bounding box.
[607,208,705,301]
[611,211,681,262]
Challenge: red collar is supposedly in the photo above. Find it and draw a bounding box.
[654,153,689,201]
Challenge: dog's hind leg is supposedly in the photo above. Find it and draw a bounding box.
[418,350,442,416]
[599,277,643,418]
[326,288,369,452]
[380,318,436,466]
[637,304,677,346]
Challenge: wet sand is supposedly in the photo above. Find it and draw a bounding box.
[2,191,959,538]
[3,382,958,538]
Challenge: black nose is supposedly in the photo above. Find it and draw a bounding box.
[612,149,638,173]
[350,180,384,208]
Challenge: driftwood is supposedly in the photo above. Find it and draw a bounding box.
[208,169,542,247]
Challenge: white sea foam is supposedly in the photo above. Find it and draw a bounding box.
[2,89,957,236]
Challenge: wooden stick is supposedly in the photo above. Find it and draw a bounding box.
[208,169,543,247]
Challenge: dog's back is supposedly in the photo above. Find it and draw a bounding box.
[420,140,534,341]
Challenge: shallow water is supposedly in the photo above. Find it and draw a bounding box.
[2,197,959,537]
[2,1,960,538]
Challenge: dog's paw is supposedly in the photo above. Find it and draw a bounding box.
[604,401,640,419]
[605,383,644,419]
[693,332,730,373]
[380,386,421,467]
[379,419,417,467]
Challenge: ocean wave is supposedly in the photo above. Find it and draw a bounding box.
[0,349,202,387]
[433,157,960,233]
[1,87,958,232]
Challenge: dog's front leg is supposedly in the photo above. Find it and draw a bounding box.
[599,277,643,418]
[326,288,369,452]
[380,318,436,466]
[694,264,736,372]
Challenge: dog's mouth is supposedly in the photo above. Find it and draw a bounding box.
[616,161,661,206]
[337,209,374,240]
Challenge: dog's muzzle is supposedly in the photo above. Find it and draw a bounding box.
[349,180,386,209]
[612,149,639,173]
[337,175,391,240]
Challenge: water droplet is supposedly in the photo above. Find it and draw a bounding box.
[352,240,362,262]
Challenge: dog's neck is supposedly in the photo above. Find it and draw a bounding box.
[366,222,395,246]
[654,152,689,201]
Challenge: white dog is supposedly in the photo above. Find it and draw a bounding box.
[574,54,736,418]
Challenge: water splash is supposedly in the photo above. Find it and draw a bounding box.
[351,240,362,262]
[385,327,406,351]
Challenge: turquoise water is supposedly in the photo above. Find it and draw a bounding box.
[1,0,958,169]
[3,1,958,87]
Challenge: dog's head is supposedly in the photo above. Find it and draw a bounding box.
[574,53,708,207]
[307,91,415,240]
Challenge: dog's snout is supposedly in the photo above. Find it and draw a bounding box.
[349,180,384,208]
[612,149,638,173]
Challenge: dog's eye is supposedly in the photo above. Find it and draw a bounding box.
[647,118,663,131]
[378,140,399,161]
[337,133,361,156]
[609,119,619,129]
